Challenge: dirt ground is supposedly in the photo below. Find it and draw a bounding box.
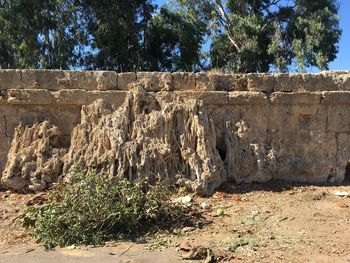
[1,181,350,263]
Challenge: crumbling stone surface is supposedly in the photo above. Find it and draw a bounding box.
[1,121,66,191]
[1,70,350,194]
[64,88,225,195]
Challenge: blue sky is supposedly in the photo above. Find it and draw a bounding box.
[155,0,349,71]
[329,0,349,70]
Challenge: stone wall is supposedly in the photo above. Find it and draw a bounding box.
[1,70,350,194]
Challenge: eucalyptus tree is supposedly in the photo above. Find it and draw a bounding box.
[0,0,342,72]
[173,0,342,72]
[0,0,86,69]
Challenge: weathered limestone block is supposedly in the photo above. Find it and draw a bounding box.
[326,105,350,132]
[244,132,344,184]
[334,73,350,89]
[20,70,64,90]
[302,133,340,183]
[267,105,298,133]
[0,70,118,90]
[273,73,303,92]
[136,72,172,91]
[303,73,339,91]
[274,73,339,92]
[53,89,87,105]
[270,92,322,105]
[117,73,137,90]
[0,70,24,90]
[57,71,117,90]
[208,74,247,91]
[246,73,274,93]
[1,105,81,142]
[172,73,196,91]
[208,106,241,130]
[1,121,66,191]
[296,104,320,115]
[4,107,28,136]
[302,132,337,162]
[240,104,269,135]
[96,71,118,90]
[6,89,88,106]
[321,91,350,104]
[169,91,229,105]
[195,73,215,91]
[336,133,350,166]
[298,114,324,132]
[48,106,82,137]
[222,121,274,183]
[7,89,56,105]
[86,91,128,108]
[229,91,268,105]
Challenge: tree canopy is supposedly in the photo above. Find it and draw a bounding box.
[0,0,86,69]
[0,0,342,72]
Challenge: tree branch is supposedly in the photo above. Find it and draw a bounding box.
[261,0,282,12]
[214,0,242,53]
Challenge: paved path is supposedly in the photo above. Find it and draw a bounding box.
[0,244,183,263]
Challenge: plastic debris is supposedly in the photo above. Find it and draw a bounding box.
[333,191,349,197]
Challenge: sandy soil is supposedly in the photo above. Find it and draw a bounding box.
[1,182,350,263]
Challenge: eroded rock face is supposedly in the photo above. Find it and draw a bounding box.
[2,87,228,195]
[2,70,350,195]
[64,87,225,195]
[1,121,66,191]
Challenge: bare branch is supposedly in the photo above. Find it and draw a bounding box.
[214,0,242,53]
[261,0,282,12]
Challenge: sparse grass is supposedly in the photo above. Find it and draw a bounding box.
[21,168,196,249]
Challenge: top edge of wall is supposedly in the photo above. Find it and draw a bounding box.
[0,69,350,92]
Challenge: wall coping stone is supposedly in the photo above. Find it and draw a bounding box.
[0,70,350,92]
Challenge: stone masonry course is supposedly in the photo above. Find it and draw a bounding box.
[1,70,350,195]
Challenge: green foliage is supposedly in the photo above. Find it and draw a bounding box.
[0,0,342,72]
[210,11,271,72]
[175,0,341,72]
[21,169,192,249]
[289,0,341,71]
[0,0,86,69]
[80,0,155,71]
[144,7,206,71]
